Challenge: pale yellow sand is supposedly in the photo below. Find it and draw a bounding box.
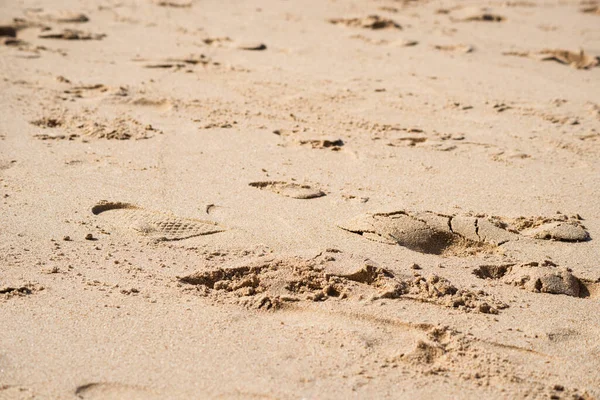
[1,0,600,398]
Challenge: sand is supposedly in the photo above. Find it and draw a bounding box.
[1,0,600,398]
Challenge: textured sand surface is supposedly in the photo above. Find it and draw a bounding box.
[1,0,600,398]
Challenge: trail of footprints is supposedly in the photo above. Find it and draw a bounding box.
[91,180,591,305]
[87,198,596,307]
[88,194,594,320]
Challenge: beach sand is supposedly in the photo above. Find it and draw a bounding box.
[1,0,600,398]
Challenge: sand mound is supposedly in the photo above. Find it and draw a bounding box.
[180,250,506,313]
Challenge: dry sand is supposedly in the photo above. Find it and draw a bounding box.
[1,0,600,398]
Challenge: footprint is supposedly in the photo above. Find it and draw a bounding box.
[153,0,192,7]
[386,136,428,147]
[473,261,589,298]
[91,201,225,241]
[274,129,345,151]
[0,385,36,400]
[0,23,43,50]
[202,36,232,47]
[339,211,589,255]
[537,49,599,70]
[0,26,17,38]
[297,138,344,150]
[377,129,470,152]
[38,29,105,40]
[129,97,174,113]
[248,181,325,199]
[504,49,599,70]
[63,84,129,100]
[75,382,161,400]
[0,159,16,171]
[236,42,267,51]
[25,9,89,23]
[1,283,41,300]
[450,8,505,22]
[133,54,219,70]
[581,6,600,15]
[350,35,418,47]
[31,114,160,140]
[328,15,402,30]
[386,135,460,151]
[338,211,508,256]
[434,44,474,53]
[214,392,276,399]
[31,116,65,129]
[180,249,506,313]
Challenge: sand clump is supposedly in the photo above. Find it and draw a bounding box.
[473,261,587,297]
[488,214,590,242]
[328,15,402,30]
